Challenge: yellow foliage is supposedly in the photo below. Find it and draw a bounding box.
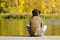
[15,0,25,13]
[16,6,24,13]
[0,0,60,14]
[1,3,5,7]
[18,0,25,6]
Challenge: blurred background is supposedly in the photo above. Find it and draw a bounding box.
[0,0,60,36]
[0,0,60,14]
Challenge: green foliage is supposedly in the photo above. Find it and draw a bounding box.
[0,14,60,20]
